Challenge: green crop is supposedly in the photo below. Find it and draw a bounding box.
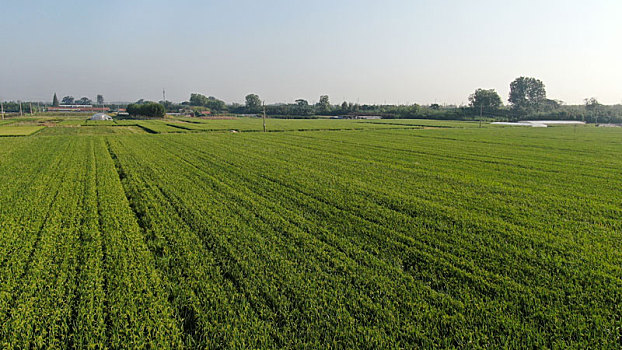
[0,126,45,136]
[0,121,619,348]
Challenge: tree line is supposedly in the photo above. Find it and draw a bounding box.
[51,94,105,106]
[177,78,622,123]
[126,102,165,118]
[3,78,621,122]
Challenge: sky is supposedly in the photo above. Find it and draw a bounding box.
[1,0,621,105]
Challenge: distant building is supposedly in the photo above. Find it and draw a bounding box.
[337,115,382,120]
[48,105,110,112]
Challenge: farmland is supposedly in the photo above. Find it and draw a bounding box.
[0,125,45,136]
[0,118,620,348]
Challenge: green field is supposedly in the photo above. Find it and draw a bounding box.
[0,119,620,348]
[168,117,435,132]
[0,125,45,136]
[37,125,146,136]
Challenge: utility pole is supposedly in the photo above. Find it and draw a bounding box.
[163,89,166,102]
[19,101,23,116]
[30,103,33,115]
[0,99,4,120]
[479,105,483,128]
[262,101,266,132]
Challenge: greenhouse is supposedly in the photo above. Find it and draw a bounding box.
[90,113,113,121]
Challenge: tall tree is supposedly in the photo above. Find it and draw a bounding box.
[77,97,92,105]
[295,99,311,115]
[97,94,104,105]
[189,93,209,106]
[584,97,600,111]
[61,96,74,105]
[508,77,546,114]
[341,101,349,112]
[245,94,262,113]
[468,88,502,112]
[205,96,226,112]
[52,93,59,107]
[189,93,226,112]
[317,95,331,114]
[584,97,602,121]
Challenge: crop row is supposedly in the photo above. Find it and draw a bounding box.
[105,126,622,348]
[0,137,182,348]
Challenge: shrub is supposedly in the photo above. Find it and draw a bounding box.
[126,102,165,118]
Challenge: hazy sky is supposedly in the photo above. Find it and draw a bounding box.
[1,0,621,105]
